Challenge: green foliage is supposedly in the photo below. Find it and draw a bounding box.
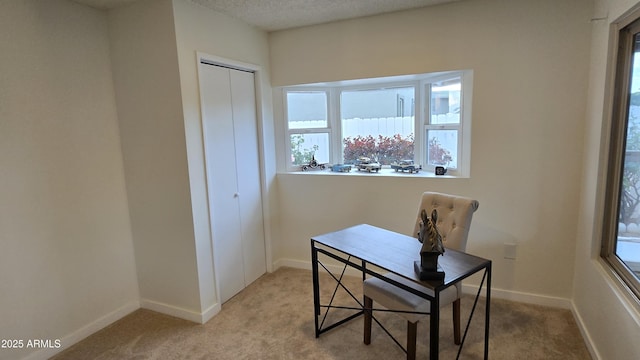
[290,134,318,165]
[343,134,414,165]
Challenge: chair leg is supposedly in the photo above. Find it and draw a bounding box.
[453,298,461,345]
[407,321,417,360]
[364,296,373,345]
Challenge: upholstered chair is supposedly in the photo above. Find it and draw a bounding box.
[363,192,479,360]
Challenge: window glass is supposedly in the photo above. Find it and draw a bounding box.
[426,129,457,168]
[287,91,327,129]
[602,13,640,300]
[341,87,415,165]
[430,78,461,125]
[290,133,329,166]
[614,32,640,284]
[282,70,471,174]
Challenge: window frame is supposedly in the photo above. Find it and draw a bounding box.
[282,71,472,176]
[284,88,333,167]
[337,81,422,170]
[424,74,465,174]
[601,6,640,301]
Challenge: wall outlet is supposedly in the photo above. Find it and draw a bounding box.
[504,243,517,260]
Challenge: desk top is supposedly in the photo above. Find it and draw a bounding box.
[311,224,490,289]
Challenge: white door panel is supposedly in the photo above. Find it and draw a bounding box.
[200,63,266,304]
[229,70,267,286]
[200,65,244,303]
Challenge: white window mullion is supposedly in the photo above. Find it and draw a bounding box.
[330,89,342,164]
[417,81,428,167]
[459,73,473,177]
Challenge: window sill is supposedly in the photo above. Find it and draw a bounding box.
[282,167,467,179]
[595,257,640,319]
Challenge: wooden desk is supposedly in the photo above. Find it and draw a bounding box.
[311,224,491,359]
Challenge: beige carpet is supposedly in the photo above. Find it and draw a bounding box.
[52,267,591,359]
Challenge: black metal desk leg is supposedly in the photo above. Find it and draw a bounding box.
[484,264,492,359]
[311,240,321,337]
[430,293,440,359]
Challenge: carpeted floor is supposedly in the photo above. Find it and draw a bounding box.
[52,267,592,359]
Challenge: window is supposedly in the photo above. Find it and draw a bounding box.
[602,9,640,299]
[287,91,331,165]
[341,86,415,165]
[427,77,462,168]
[283,71,472,176]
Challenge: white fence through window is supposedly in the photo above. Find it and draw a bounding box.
[290,116,414,139]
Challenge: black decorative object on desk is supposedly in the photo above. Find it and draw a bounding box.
[415,208,446,281]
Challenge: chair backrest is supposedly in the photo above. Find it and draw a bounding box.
[412,192,479,252]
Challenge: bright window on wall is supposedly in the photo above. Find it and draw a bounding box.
[287,91,331,165]
[427,77,462,169]
[283,71,472,176]
[340,86,415,165]
[602,8,640,300]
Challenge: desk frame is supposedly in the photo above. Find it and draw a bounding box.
[311,224,491,360]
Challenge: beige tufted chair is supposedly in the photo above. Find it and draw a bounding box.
[363,192,479,360]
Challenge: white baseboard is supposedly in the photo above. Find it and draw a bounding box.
[461,284,573,309]
[274,258,312,271]
[21,298,221,360]
[570,302,602,360]
[275,258,574,308]
[140,298,221,324]
[275,258,364,277]
[201,302,222,324]
[22,300,140,360]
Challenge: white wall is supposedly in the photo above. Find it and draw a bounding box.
[0,1,139,359]
[270,0,592,304]
[0,0,276,357]
[171,0,276,321]
[6,0,639,358]
[108,0,204,320]
[574,0,640,358]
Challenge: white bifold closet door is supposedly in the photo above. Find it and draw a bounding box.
[199,62,266,304]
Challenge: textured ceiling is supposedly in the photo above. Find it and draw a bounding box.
[73,0,460,31]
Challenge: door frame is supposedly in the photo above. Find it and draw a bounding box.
[196,52,273,302]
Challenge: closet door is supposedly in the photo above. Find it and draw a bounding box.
[229,70,267,287]
[200,62,266,304]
